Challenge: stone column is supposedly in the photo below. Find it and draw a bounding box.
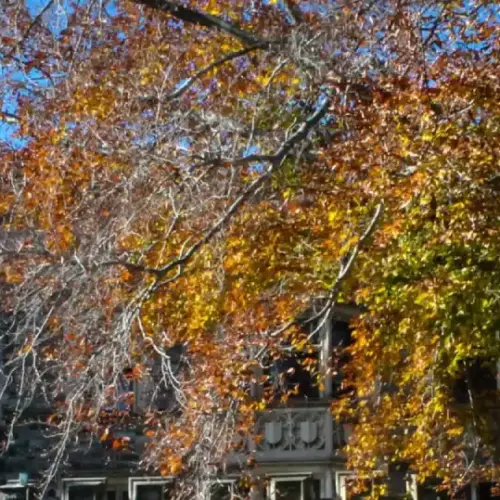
[321,468,334,499]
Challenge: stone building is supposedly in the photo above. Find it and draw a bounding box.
[0,306,492,500]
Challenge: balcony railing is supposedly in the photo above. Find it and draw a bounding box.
[252,406,343,463]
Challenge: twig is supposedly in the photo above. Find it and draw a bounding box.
[264,201,384,343]
[100,98,330,278]
[166,44,268,101]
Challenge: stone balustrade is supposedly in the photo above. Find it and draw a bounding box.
[253,406,343,463]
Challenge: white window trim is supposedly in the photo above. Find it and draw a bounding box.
[336,471,418,500]
[335,472,354,500]
[105,483,129,500]
[406,474,418,500]
[0,480,36,500]
[127,477,171,500]
[206,479,237,498]
[267,474,314,500]
[62,478,107,500]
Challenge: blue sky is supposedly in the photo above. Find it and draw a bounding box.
[0,69,24,148]
[0,0,126,148]
[2,0,498,149]
[0,0,79,147]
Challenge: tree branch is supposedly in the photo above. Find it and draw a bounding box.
[231,97,330,166]
[133,0,267,46]
[267,201,384,341]
[101,98,330,278]
[166,43,267,100]
[283,0,303,25]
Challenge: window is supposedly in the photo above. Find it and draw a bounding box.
[300,312,354,400]
[255,308,356,402]
[265,351,321,401]
[106,485,129,500]
[0,482,35,500]
[299,314,324,346]
[478,483,500,500]
[136,485,164,500]
[417,485,450,500]
[209,482,233,500]
[263,315,325,401]
[128,478,172,500]
[268,476,320,500]
[63,479,106,500]
[453,358,497,405]
[135,345,185,412]
[208,480,249,500]
[331,320,352,349]
[337,472,361,500]
[336,472,417,500]
[116,370,136,411]
[69,487,100,500]
[330,319,353,398]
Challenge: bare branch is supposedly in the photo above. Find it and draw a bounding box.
[267,201,384,341]
[132,0,267,46]
[166,43,268,101]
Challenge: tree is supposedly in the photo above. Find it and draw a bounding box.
[0,0,499,496]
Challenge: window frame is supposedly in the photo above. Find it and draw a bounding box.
[62,478,107,500]
[127,477,172,500]
[207,479,238,499]
[251,306,358,402]
[134,348,184,412]
[267,349,322,401]
[105,483,129,500]
[264,313,326,402]
[268,474,319,500]
[0,481,36,500]
[335,471,418,500]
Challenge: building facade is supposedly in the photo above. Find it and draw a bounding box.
[0,305,486,500]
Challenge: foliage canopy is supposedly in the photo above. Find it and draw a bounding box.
[1,0,499,495]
